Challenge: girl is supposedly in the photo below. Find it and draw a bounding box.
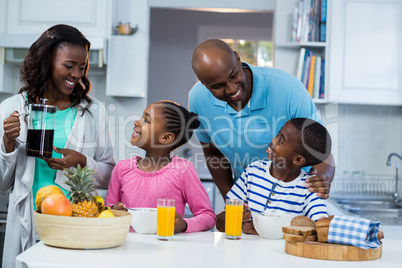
[106,100,216,233]
[0,24,115,268]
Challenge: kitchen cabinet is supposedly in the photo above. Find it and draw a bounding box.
[4,0,110,36]
[105,0,149,97]
[328,0,402,105]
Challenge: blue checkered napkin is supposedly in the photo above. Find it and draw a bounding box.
[327,215,381,249]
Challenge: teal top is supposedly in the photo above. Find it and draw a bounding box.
[32,106,77,209]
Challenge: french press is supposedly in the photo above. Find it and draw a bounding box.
[25,98,58,158]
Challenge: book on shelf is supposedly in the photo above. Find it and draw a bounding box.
[291,0,327,42]
[291,6,299,42]
[307,55,317,97]
[319,58,325,99]
[301,0,311,42]
[320,0,327,42]
[296,0,303,42]
[296,48,325,99]
[296,48,306,80]
[313,56,321,99]
[301,50,312,87]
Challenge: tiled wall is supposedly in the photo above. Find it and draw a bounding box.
[317,103,402,177]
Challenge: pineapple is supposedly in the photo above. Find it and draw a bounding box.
[64,165,99,217]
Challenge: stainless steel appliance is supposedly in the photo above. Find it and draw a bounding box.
[0,192,9,268]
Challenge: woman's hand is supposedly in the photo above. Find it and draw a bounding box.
[306,168,332,199]
[42,147,87,170]
[174,212,187,234]
[2,111,21,153]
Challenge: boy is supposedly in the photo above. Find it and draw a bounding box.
[216,118,332,234]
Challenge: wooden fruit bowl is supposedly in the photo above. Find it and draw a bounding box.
[34,209,131,249]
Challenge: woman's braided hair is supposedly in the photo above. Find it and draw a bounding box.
[158,100,200,150]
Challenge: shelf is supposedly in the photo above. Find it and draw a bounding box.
[312,98,328,104]
[276,42,327,48]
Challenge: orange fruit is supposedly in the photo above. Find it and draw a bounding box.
[41,194,73,216]
[36,185,64,213]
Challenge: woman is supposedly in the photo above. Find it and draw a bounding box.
[0,24,115,268]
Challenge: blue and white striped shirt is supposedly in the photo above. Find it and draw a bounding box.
[226,161,328,221]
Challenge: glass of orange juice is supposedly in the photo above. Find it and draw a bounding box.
[157,198,176,241]
[225,199,244,240]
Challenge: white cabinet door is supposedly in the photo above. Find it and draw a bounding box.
[5,0,109,36]
[328,0,402,105]
[106,0,149,97]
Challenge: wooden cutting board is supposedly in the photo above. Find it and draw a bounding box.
[285,241,382,261]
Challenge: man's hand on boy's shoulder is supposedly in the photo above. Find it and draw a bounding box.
[306,168,331,200]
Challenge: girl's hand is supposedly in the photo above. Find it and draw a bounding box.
[111,202,127,211]
[3,111,21,152]
[42,147,87,170]
[174,212,187,234]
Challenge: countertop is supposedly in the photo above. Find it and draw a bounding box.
[16,227,402,268]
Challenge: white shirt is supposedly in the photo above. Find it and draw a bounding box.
[226,160,328,221]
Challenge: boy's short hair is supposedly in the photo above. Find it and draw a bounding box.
[289,118,332,167]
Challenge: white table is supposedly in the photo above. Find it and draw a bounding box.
[16,230,402,268]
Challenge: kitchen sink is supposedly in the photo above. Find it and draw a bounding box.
[331,197,402,225]
[345,207,402,217]
[337,200,402,209]
[341,200,402,218]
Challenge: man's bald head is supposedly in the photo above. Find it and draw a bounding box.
[191,39,234,75]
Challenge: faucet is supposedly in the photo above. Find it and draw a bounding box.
[386,153,402,166]
[386,153,401,204]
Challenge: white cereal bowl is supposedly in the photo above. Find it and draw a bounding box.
[128,208,157,234]
[253,212,292,239]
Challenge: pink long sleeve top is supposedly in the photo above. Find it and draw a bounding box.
[105,155,216,233]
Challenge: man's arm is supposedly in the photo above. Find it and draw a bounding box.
[201,141,234,200]
[306,153,335,199]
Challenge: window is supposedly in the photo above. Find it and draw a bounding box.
[198,25,273,68]
[222,39,272,67]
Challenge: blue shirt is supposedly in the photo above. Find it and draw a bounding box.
[189,63,321,179]
[226,161,328,221]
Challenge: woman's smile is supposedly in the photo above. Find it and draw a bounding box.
[64,79,76,89]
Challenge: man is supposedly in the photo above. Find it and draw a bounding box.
[189,39,335,200]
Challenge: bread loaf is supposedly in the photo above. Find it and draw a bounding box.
[283,217,318,242]
[305,235,318,242]
[283,233,317,242]
[282,226,316,237]
[316,215,334,243]
[290,216,316,229]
